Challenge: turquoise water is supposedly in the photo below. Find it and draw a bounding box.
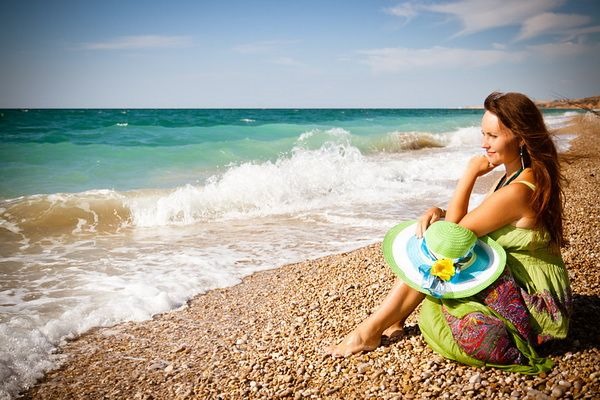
[0,108,576,399]
[0,109,486,198]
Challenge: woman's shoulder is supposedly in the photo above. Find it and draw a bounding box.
[511,168,536,190]
[518,167,535,181]
[503,168,538,228]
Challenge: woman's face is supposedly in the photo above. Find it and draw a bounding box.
[481,111,521,168]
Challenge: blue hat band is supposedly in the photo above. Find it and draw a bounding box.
[406,234,492,297]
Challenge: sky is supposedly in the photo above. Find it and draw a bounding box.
[1,0,599,108]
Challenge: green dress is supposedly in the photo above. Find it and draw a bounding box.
[418,216,572,374]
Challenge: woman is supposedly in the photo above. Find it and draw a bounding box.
[326,92,572,373]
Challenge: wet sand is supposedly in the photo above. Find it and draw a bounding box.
[24,113,600,399]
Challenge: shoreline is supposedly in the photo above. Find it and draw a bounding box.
[23,114,600,399]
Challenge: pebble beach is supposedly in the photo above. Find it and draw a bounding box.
[23,113,599,400]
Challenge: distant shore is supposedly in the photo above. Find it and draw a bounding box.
[461,95,600,111]
[24,113,600,400]
[535,96,600,111]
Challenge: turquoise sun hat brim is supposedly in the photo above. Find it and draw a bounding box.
[382,220,506,299]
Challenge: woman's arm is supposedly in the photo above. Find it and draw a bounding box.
[416,156,532,238]
[416,156,495,237]
[445,155,534,237]
[445,156,495,223]
[457,183,533,237]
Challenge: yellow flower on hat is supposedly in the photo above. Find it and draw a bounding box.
[430,258,455,281]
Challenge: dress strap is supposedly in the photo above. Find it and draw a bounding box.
[513,180,536,191]
[494,167,524,192]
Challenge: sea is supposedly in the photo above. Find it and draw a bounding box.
[0,108,577,398]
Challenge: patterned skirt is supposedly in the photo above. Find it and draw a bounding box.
[418,267,571,374]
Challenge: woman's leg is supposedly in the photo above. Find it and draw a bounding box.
[326,280,425,356]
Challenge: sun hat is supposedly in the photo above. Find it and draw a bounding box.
[382,220,506,299]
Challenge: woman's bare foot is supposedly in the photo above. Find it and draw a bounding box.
[325,324,381,357]
[382,322,405,340]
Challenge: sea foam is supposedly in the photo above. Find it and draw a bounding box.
[127,129,468,228]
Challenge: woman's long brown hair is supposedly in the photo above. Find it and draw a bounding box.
[484,92,565,247]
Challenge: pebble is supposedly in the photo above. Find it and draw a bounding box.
[557,379,570,388]
[527,388,551,400]
[147,361,167,371]
[550,385,564,398]
[325,386,340,395]
[357,363,370,374]
[469,373,481,384]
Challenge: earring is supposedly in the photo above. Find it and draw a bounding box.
[519,146,525,169]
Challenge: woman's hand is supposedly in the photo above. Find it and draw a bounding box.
[467,155,497,178]
[416,207,445,238]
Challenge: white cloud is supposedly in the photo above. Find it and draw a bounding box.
[424,0,564,36]
[385,3,418,21]
[561,25,600,42]
[387,0,566,37]
[528,41,600,57]
[81,35,193,50]
[517,12,592,41]
[360,46,526,73]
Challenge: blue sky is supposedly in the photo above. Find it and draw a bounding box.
[1,0,599,108]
